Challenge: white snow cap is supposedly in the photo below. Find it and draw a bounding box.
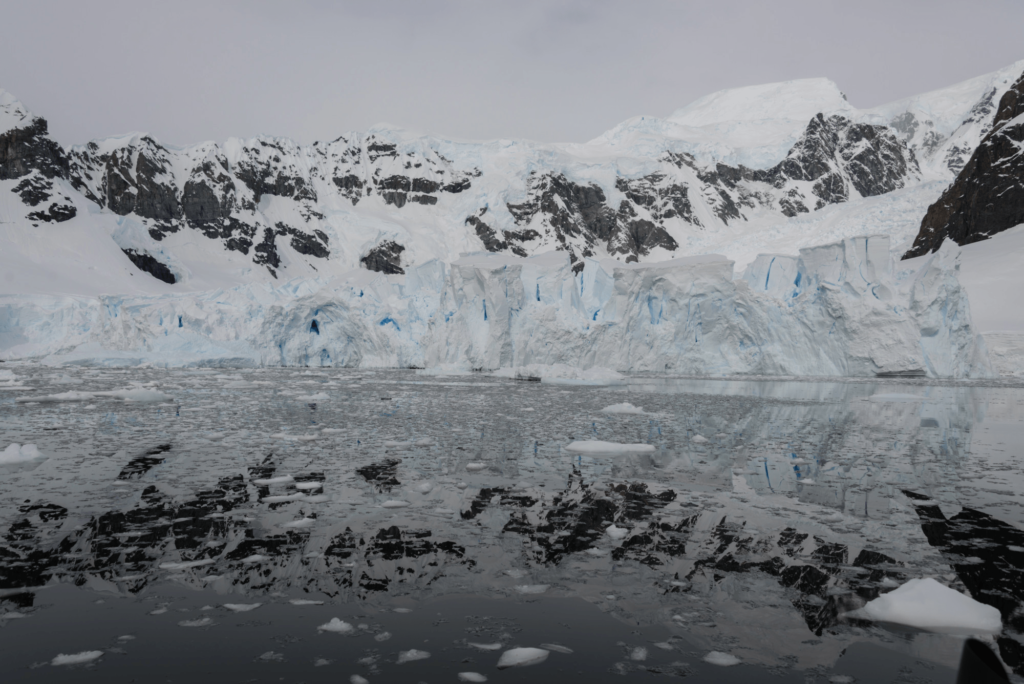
[853,578,1001,633]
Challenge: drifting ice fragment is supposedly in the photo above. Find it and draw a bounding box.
[159,559,214,570]
[605,524,629,540]
[0,443,42,463]
[497,647,549,669]
[381,500,410,508]
[295,482,323,490]
[459,673,488,682]
[179,617,214,627]
[350,676,369,684]
[851,578,1001,633]
[466,462,486,471]
[223,603,261,612]
[254,475,294,485]
[691,435,709,444]
[318,618,355,634]
[565,441,654,455]
[540,643,573,654]
[704,651,741,666]
[414,482,434,494]
[629,646,648,661]
[514,584,549,594]
[468,642,503,651]
[600,403,644,414]
[51,651,103,666]
[290,599,324,606]
[374,631,392,641]
[397,649,430,663]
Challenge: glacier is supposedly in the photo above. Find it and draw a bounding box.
[0,234,990,378]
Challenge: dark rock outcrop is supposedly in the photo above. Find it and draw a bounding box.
[0,117,68,181]
[122,249,176,284]
[361,240,405,274]
[904,70,1024,259]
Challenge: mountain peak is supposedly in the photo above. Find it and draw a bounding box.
[666,77,853,128]
[0,89,37,135]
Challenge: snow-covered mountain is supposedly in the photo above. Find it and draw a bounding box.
[2,60,1022,292]
[1,62,1022,375]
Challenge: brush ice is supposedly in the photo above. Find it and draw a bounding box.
[253,475,294,486]
[51,650,103,666]
[704,651,742,666]
[318,618,355,634]
[397,649,430,663]
[600,402,644,414]
[497,647,549,669]
[0,443,42,463]
[851,578,1001,633]
[223,603,261,612]
[565,441,655,455]
[282,517,316,529]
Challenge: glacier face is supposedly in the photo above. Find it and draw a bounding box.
[0,236,990,378]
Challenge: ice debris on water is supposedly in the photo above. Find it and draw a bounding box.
[704,651,741,666]
[223,603,261,612]
[397,649,430,663]
[414,482,434,493]
[497,647,549,668]
[691,434,709,444]
[51,651,103,666]
[0,443,42,463]
[850,578,1002,633]
[540,643,573,654]
[599,402,644,414]
[381,500,410,508]
[178,617,214,627]
[350,675,369,684]
[605,524,629,540]
[283,517,316,529]
[318,618,355,634]
[289,599,324,606]
[466,462,486,471]
[257,651,284,662]
[629,646,648,661]
[374,631,392,642]
[514,584,549,594]
[458,673,488,682]
[468,642,503,651]
[254,475,293,485]
[565,441,654,454]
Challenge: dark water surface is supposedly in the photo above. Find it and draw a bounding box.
[3,366,1023,682]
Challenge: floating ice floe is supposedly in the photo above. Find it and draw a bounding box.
[691,434,709,444]
[600,402,644,414]
[179,617,214,627]
[262,493,307,503]
[415,482,434,494]
[381,500,410,509]
[374,631,392,641]
[397,649,431,663]
[704,651,742,666]
[514,584,549,594]
[458,673,488,682]
[605,524,630,540]
[466,462,487,471]
[540,643,573,654]
[253,475,294,485]
[223,603,261,612]
[629,646,648,661]
[289,599,324,606]
[282,517,316,529]
[350,675,369,684]
[497,647,549,669]
[849,577,1001,633]
[868,393,925,402]
[295,481,323,490]
[240,554,266,563]
[318,618,355,634]
[51,650,103,666]
[295,392,330,401]
[564,441,655,455]
[0,443,42,464]
[468,642,503,651]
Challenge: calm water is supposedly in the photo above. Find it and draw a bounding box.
[2,365,1024,682]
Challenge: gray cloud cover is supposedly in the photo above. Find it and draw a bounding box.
[2,0,1022,147]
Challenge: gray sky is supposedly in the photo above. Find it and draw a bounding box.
[2,0,1023,147]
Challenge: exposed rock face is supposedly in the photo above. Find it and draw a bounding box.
[361,240,405,274]
[904,70,1024,259]
[0,102,77,224]
[122,249,176,284]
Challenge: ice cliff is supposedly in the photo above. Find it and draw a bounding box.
[0,235,990,378]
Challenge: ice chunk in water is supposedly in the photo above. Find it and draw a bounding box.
[350,676,369,684]
[223,603,261,612]
[51,650,103,666]
[415,482,434,494]
[318,618,355,634]
[178,617,214,627]
[374,631,392,641]
[600,402,644,414]
[397,649,430,663]
[458,673,488,682]
[540,643,573,654]
[295,482,323,491]
[466,462,486,471]
[290,599,324,606]
[691,434,709,444]
[381,500,410,509]
[254,475,294,485]
[629,646,648,661]
[468,642,503,651]
[851,578,1002,633]
[282,517,316,529]
[514,584,549,594]
[605,524,629,540]
[497,647,549,668]
[0,443,42,463]
[704,651,741,666]
[564,441,654,455]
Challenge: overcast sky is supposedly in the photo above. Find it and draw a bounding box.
[2,0,1023,147]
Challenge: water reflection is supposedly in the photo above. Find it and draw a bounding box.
[0,367,1018,681]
